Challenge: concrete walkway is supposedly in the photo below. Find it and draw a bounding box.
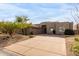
[0,48,20,56]
[3,35,67,56]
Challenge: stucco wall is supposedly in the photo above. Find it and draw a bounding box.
[26,28,42,35]
[16,22,73,35]
[55,22,73,34]
[40,22,73,35]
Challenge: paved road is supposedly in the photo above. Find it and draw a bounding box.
[4,35,67,56]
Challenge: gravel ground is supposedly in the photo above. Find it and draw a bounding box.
[0,34,33,47]
[0,34,34,56]
[65,36,75,56]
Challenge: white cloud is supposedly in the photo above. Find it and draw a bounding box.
[35,4,79,24]
[0,4,35,21]
[0,3,79,24]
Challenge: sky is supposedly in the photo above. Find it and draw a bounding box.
[0,3,79,24]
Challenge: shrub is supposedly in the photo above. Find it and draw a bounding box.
[71,42,79,56]
[29,35,34,38]
[74,38,79,42]
[64,29,74,35]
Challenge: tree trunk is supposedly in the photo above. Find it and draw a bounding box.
[22,29,24,35]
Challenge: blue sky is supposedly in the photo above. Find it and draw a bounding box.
[0,3,79,24]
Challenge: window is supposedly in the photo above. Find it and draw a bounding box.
[59,27,65,32]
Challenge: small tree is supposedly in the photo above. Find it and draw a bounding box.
[16,16,23,22]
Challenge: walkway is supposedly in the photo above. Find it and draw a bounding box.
[3,35,67,56]
[0,48,19,56]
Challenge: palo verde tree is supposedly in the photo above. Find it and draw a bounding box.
[0,22,18,37]
[0,22,32,37]
[15,16,31,35]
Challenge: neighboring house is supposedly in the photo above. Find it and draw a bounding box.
[25,22,73,35]
[76,24,79,31]
[74,24,79,34]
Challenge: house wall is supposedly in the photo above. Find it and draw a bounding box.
[26,28,42,35]
[46,22,56,34]
[40,22,55,34]
[16,22,73,35]
[55,22,73,34]
[40,22,73,35]
[75,24,79,34]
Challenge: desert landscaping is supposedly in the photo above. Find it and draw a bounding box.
[0,3,79,56]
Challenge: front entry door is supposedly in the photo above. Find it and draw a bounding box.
[42,25,47,34]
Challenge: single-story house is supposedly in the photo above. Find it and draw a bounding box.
[16,21,73,35]
[23,22,73,35]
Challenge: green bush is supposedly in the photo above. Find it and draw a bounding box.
[64,29,74,35]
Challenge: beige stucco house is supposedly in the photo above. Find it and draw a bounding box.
[25,22,73,35]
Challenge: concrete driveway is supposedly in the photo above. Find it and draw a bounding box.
[3,35,67,56]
